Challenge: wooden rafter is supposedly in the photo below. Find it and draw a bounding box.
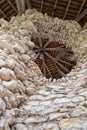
[32,37,75,79]
[42,55,46,77]
[44,41,50,48]
[63,0,72,20]
[38,36,42,48]
[15,0,25,15]
[75,8,87,22]
[76,0,86,18]
[7,0,17,13]
[45,63,53,78]
[52,0,58,17]
[26,0,32,9]
[40,0,44,12]
[45,52,70,73]
[0,9,9,20]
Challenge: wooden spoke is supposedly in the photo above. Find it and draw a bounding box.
[43,41,51,48]
[0,9,9,20]
[7,0,17,13]
[76,0,86,18]
[75,8,87,22]
[53,60,66,77]
[15,0,25,15]
[32,37,75,79]
[41,0,44,12]
[45,52,70,73]
[42,55,46,77]
[56,49,66,59]
[38,34,42,47]
[26,0,32,9]
[45,63,53,78]
[57,59,73,66]
[63,0,72,20]
[52,0,59,17]
[45,46,65,51]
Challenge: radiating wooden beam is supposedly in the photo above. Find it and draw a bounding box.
[40,0,44,12]
[38,34,42,47]
[0,9,9,20]
[76,0,86,18]
[42,55,46,77]
[7,0,17,13]
[75,8,87,22]
[26,0,32,9]
[63,0,72,20]
[52,0,58,16]
[45,52,70,73]
[15,0,25,15]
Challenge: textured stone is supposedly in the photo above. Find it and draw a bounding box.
[72,96,85,103]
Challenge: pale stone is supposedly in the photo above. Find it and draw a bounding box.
[2,80,18,93]
[54,98,71,104]
[79,91,87,98]
[26,88,37,96]
[29,95,44,101]
[38,90,50,96]
[72,96,85,103]
[0,59,6,67]
[49,113,67,120]
[23,117,47,124]
[0,67,15,81]
[13,124,28,130]
[6,58,16,69]
[59,118,87,130]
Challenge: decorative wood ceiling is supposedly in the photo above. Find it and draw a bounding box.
[0,0,87,26]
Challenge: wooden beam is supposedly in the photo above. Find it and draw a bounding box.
[0,9,9,20]
[26,0,32,9]
[41,0,44,12]
[7,0,17,13]
[63,0,72,20]
[75,8,87,22]
[42,55,46,77]
[76,0,86,18]
[15,0,25,15]
[52,0,58,16]
[45,52,70,73]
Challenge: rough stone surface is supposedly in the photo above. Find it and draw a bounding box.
[0,9,87,130]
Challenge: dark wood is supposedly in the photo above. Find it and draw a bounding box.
[63,0,72,20]
[76,8,87,22]
[26,0,32,9]
[7,0,17,13]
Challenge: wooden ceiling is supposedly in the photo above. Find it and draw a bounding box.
[0,0,87,26]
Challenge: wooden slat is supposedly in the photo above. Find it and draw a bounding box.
[7,0,17,13]
[0,9,9,20]
[76,0,86,18]
[52,0,58,16]
[15,0,25,15]
[41,0,44,12]
[26,0,32,9]
[75,8,87,22]
[63,0,72,20]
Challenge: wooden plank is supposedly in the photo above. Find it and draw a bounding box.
[75,8,87,22]
[41,0,44,12]
[0,9,9,20]
[26,0,32,9]
[15,0,25,15]
[63,0,72,20]
[76,0,86,18]
[52,0,59,16]
[7,0,17,13]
